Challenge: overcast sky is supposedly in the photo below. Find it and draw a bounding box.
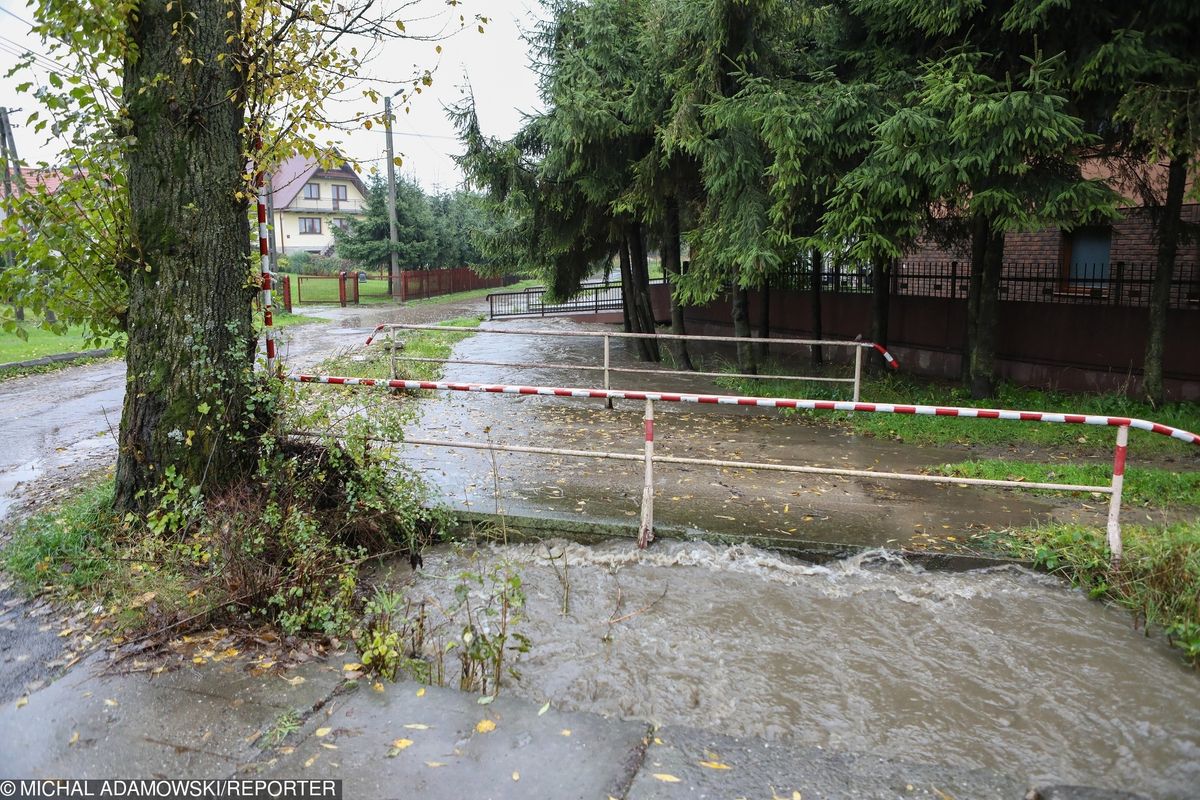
[0,0,545,192]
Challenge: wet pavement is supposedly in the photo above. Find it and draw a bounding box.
[399,317,1068,553]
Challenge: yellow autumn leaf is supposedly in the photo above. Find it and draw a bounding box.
[373,682,385,693]
[303,754,317,768]
[283,675,305,686]
[512,771,520,781]
[15,697,28,709]
[404,724,429,730]
[698,760,731,770]
[416,687,426,697]
[103,698,118,707]
[343,663,363,672]
[69,731,79,745]
[315,727,332,738]
[560,729,571,737]
[425,761,446,768]
[653,774,681,783]
[474,719,496,734]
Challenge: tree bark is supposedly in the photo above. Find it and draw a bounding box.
[756,279,770,362]
[810,249,823,366]
[618,240,634,335]
[1142,154,1187,406]
[661,198,693,370]
[731,284,756,375]
[116,0,256,513]
[968,217,1004,399]
[869,256,890,373]
[963,222,987,385]
[627,222,660,362]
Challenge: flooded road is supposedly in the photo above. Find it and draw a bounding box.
[399,539,1200,799]
[0,301,481,522]
[403,318,1065,551]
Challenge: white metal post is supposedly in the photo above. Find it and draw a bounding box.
[852,346,863,402]
[1106,424,1129,564]
[639,398,655,549]
[604,334,613,410]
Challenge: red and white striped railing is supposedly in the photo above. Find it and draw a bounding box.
[287,374,1198,560]
[255,143,276,376]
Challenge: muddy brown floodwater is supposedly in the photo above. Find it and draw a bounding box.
[397,539,1200,800]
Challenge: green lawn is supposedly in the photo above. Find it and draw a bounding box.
[716,369,1200,456]
[0,324,121,364]
[933,459,1200,508]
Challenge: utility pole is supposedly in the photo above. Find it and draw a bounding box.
[383,95,402,300]
[0,107,26,321]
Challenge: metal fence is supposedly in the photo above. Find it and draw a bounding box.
[488,278,667,319]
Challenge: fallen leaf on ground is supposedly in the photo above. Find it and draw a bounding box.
[103,698,118,707]
[68,731,79,745]
[404,724,429,730]
[698,760,731,770]
[474,719,496,734]
[653,774,681,783]
[282,676,305,686]
[416,687,426,697]
[343,663,363,672]
[387,738,414,757]
[560,729,571,737]
[303,754,317,768]
[512,771,520,781]
[425,761,446,768]
[315,727,332,738]
[538,702,550,716]
[15,697,28,709]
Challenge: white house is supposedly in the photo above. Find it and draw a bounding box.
[268,154,368,256]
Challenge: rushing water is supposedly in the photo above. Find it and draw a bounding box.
[399,539,1200,799]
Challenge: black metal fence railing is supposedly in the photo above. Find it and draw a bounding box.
[488,278,666,319]
[489,262,1198,318]
[891,261,1199,309]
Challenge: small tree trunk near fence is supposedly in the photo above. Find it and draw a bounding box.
[963,219,986,385]
[756,279,770,362]
[869,256,890,374]
[618,240,635,335]
[810,249,823,367]
[116,0,256,513]
[1143,153,1187,406]
[628,222,661,362]
[968,217,1004,399]
[732,283,757,375]
[662,198,694,370]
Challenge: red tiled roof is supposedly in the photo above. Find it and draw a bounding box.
[0,166,79,198]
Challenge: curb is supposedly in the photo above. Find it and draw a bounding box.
[0,349,113,371]
[445,509,1029,572]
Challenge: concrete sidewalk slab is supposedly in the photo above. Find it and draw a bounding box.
[257,680,651,800]
[627,725,1030,800]
[0,657,342,778]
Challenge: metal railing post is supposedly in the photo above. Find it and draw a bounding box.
[603,334,613,410]
[853,346,863,402]
[639,398,655,549]
[389,330,398,381]
[1107,424,1129,564]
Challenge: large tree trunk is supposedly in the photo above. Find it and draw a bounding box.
[968,218,1004,399]
[810,249,823,366]
[116,0,256,513]
[627,222,661,362]
[731,284,756,375]
[869,256,891,373]
[661,198,693,370]
[1142,154,1187,406]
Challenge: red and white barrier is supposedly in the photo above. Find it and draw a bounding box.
[289,374,1200,445]
[255,142,275,375]
[873,343,899,370]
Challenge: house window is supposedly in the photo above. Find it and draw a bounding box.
[330,218,349,231]
[1063,226,1112,287]
[332,184,348,201]
[299,217,322,235]
[303,182,320,200]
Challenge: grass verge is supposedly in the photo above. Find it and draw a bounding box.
[932,459,1200,508]
[0,324,123,364]
[995,519,1200,666]
[716,369,1200,455]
